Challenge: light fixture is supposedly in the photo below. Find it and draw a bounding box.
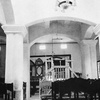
[39,44,46,50]
[55,0,76,12]
[58,0,72,8]
[61,44,67,49]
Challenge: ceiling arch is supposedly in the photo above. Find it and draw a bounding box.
[27,16,96,28]
[0,0,15,24]
[30,33,79,48]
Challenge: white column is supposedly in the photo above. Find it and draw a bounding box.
[80,40,97,79]
[2,25,27,100]
[23,43,30,100]
[14,33,23,100]
[90,40,98,79]
[5,33,14,83]
[93,24,100,59]
[80,40,91,79]
[93,24,100,55]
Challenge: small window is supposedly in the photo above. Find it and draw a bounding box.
[54,60,60,66]
[47,62,51,69]
[61,60,65,66]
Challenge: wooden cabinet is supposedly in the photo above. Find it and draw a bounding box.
[30,58,45,95]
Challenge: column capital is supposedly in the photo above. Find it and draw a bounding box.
[2,25,28,37]
[93,24,100,35]
[80,40,97,46]
[84,26,94,38]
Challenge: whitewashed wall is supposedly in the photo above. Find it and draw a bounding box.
[30,43,82,73]
[10,0,100,25]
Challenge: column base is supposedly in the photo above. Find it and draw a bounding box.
[15,90,23,100]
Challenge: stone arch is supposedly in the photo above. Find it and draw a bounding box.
[0,0,15,24]
[28,16,96,47]
[27,16,96,27]
[30,33,78,47]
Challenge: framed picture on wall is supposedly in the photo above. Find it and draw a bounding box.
[97,60,100,78]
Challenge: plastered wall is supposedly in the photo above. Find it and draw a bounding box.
[30,43,82,73]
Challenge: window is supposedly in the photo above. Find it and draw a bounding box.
[54,60,60,66]
[47,62,51,69]
[61,60,65,65]
[54,60,65,66]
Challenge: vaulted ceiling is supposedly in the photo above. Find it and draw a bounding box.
[29,20,95,44]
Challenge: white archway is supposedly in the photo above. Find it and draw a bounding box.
[28,16,96,47]
[27,16,96,28]
[30,33,79,48]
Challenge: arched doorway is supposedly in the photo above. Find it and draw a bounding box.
[28,17,97,99]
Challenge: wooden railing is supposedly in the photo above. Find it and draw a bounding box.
[44,65,79,81]
[39,65,79,99]
[39,67,54,100]
[39,80,52,100]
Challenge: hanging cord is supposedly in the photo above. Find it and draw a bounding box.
[52,36,54,57]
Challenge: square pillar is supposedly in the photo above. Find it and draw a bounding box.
[2,25,27,100]
[23,43,30,100]
[80,40,97,79]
